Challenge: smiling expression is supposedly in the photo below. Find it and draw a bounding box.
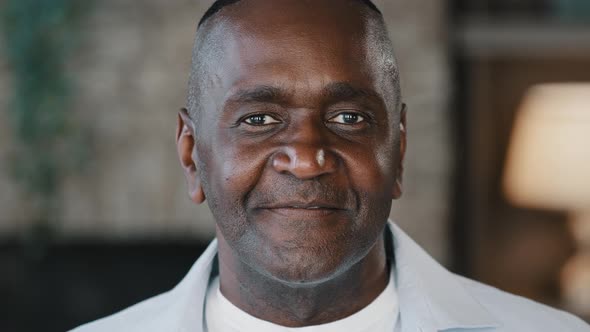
[180,0,405,284]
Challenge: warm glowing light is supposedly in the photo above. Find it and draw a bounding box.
[504,83,590,211]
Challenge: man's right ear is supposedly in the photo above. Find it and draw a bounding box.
[176,108,206,205]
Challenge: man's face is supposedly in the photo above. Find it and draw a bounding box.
[184,0,404,284]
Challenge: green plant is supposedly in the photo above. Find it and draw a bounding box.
[554,0,590,20]
[1,0,91,239]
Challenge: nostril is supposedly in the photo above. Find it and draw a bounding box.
[272,152,292,173]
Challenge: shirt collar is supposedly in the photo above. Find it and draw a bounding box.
[172,221,501,332]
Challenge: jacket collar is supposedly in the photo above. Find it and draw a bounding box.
[169,238,218,332]
[389,222,501,331]
[169,221,501,332]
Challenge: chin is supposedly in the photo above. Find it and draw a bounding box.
[257,247,356,286]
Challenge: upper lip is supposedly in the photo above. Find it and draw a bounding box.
[256,200,346,210]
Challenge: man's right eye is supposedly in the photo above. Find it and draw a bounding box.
[243,114,281,126]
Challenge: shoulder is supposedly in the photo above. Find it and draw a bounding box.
[69,291,176,332]
[455,275,590,331]
[69,239,218,332]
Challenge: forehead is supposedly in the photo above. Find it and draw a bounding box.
[219,0,372,38]
[199,0,382,99]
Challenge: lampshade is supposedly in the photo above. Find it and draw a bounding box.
[503,83,590,211]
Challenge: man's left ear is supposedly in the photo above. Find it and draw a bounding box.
[176,108,206,205]
[392,103,407,200]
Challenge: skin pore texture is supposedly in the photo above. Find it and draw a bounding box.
[176,0,407,327]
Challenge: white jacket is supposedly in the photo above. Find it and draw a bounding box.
[71,221,590,332]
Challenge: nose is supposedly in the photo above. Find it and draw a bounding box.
[271,122,337,180]
[272,146,337,179]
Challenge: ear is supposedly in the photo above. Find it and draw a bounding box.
[176,108,206,205]
[392,103,407,200]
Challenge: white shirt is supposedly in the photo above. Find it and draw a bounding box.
[71,221,590,332]
[204,270,399,332]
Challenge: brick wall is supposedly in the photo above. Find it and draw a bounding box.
[0,0,450,262]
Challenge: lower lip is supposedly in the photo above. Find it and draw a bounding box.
[260,208,343,218]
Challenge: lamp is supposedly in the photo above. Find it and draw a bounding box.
[504,83,590,317]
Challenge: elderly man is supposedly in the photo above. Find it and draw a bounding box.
[73,0,590,331]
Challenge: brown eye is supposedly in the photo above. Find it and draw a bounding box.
[243,114,281,126]
[329,113,365,124]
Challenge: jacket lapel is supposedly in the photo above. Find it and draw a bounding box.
[389,222,501,331]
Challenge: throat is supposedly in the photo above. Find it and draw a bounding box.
[215,235,390,327]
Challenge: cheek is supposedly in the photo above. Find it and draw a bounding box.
[201,137,273,238]
[340,141,397,194]
[215,140,270,195]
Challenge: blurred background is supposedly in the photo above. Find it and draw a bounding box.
[1,0,590,330]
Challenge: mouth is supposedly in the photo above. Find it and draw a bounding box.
[254,201,347,218]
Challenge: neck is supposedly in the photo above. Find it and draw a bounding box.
[216,232,389,327]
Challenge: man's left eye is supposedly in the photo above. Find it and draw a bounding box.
[329,113,365,124]
[243,114,281,126]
